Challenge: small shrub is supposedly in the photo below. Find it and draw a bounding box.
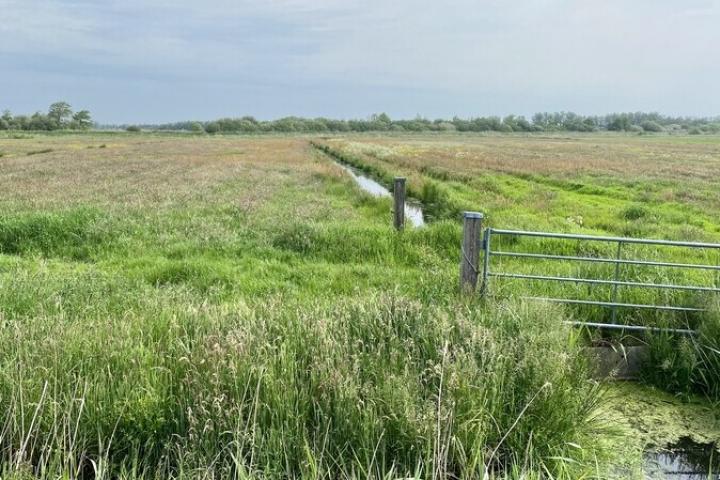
[204,122,220,134]
[125,125,141,132]
[621,204,649,221]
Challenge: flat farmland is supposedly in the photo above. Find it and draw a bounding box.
[316,134,720,238]
[316,135,720,328]
[1,132,719,479]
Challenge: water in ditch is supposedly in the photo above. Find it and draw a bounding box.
[335,162,425,227]
[643,438,719,479]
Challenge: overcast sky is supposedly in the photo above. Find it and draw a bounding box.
[1,0,719,123]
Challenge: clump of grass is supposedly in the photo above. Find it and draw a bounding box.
[696,311,720,399]
[26,148,53,156]
[641,302,720,400]
[0,293,602,479]
[143,257,234,292]
[0,207,115,259]
[621,204,650,221]
[419,178,462,219]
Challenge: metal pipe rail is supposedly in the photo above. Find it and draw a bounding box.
[490,272,720,293]
[489,228,720,249]
[480,227,720,333]
[491,251,720,272]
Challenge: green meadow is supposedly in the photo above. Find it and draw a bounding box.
[0,132,718,479]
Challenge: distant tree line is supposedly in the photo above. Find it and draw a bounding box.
[5,106,718,134]
[0,102,93,131]
[118,112,720,135]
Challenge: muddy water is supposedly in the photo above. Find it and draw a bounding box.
[644,438,719,479]
[335,162,425,227]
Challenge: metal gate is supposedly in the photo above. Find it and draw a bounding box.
[480,228,720,334]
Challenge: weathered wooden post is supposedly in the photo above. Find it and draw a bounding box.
[459,212,483,293]
[393,177,406,230]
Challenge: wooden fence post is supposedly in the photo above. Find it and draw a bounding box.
[393,177,406,230]
[460,212,483,293]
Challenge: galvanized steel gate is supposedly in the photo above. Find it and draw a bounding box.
[464,215,720,334]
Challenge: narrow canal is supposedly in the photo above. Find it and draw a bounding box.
[334,161,425,227]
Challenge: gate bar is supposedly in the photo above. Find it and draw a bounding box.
[490,251,720,271]
[565,321,697,335]
[489,228,720,249]
[521,296,705,312]
[490,272,720,293]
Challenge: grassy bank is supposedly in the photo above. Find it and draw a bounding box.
[1,289,603,479]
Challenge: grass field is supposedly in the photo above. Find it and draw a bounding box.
[314,135,720,327]
[0,132,719,479]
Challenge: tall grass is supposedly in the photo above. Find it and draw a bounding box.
[2,133,719,478]
[0,207,114,259]
[0,288,602,479]
[641,302,720,400]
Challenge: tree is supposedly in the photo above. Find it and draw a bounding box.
[190,122,204,133]
[72,110,93,130]
[369,113,392,131]
[640,120,663,132]
[607,114,632,131]
[2,110,13,130]
[29,112,53,130]
[48,101,73,128]
[204,122,220,134]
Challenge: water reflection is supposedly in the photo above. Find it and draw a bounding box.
[335,162,425,227]
[644,438,719,479]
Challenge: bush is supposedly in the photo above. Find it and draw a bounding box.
[204,122,220,134]
[621,204,649,221]
[640,120,664,132]
[125,125,141,132]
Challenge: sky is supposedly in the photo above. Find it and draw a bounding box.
[1,0,719,124]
